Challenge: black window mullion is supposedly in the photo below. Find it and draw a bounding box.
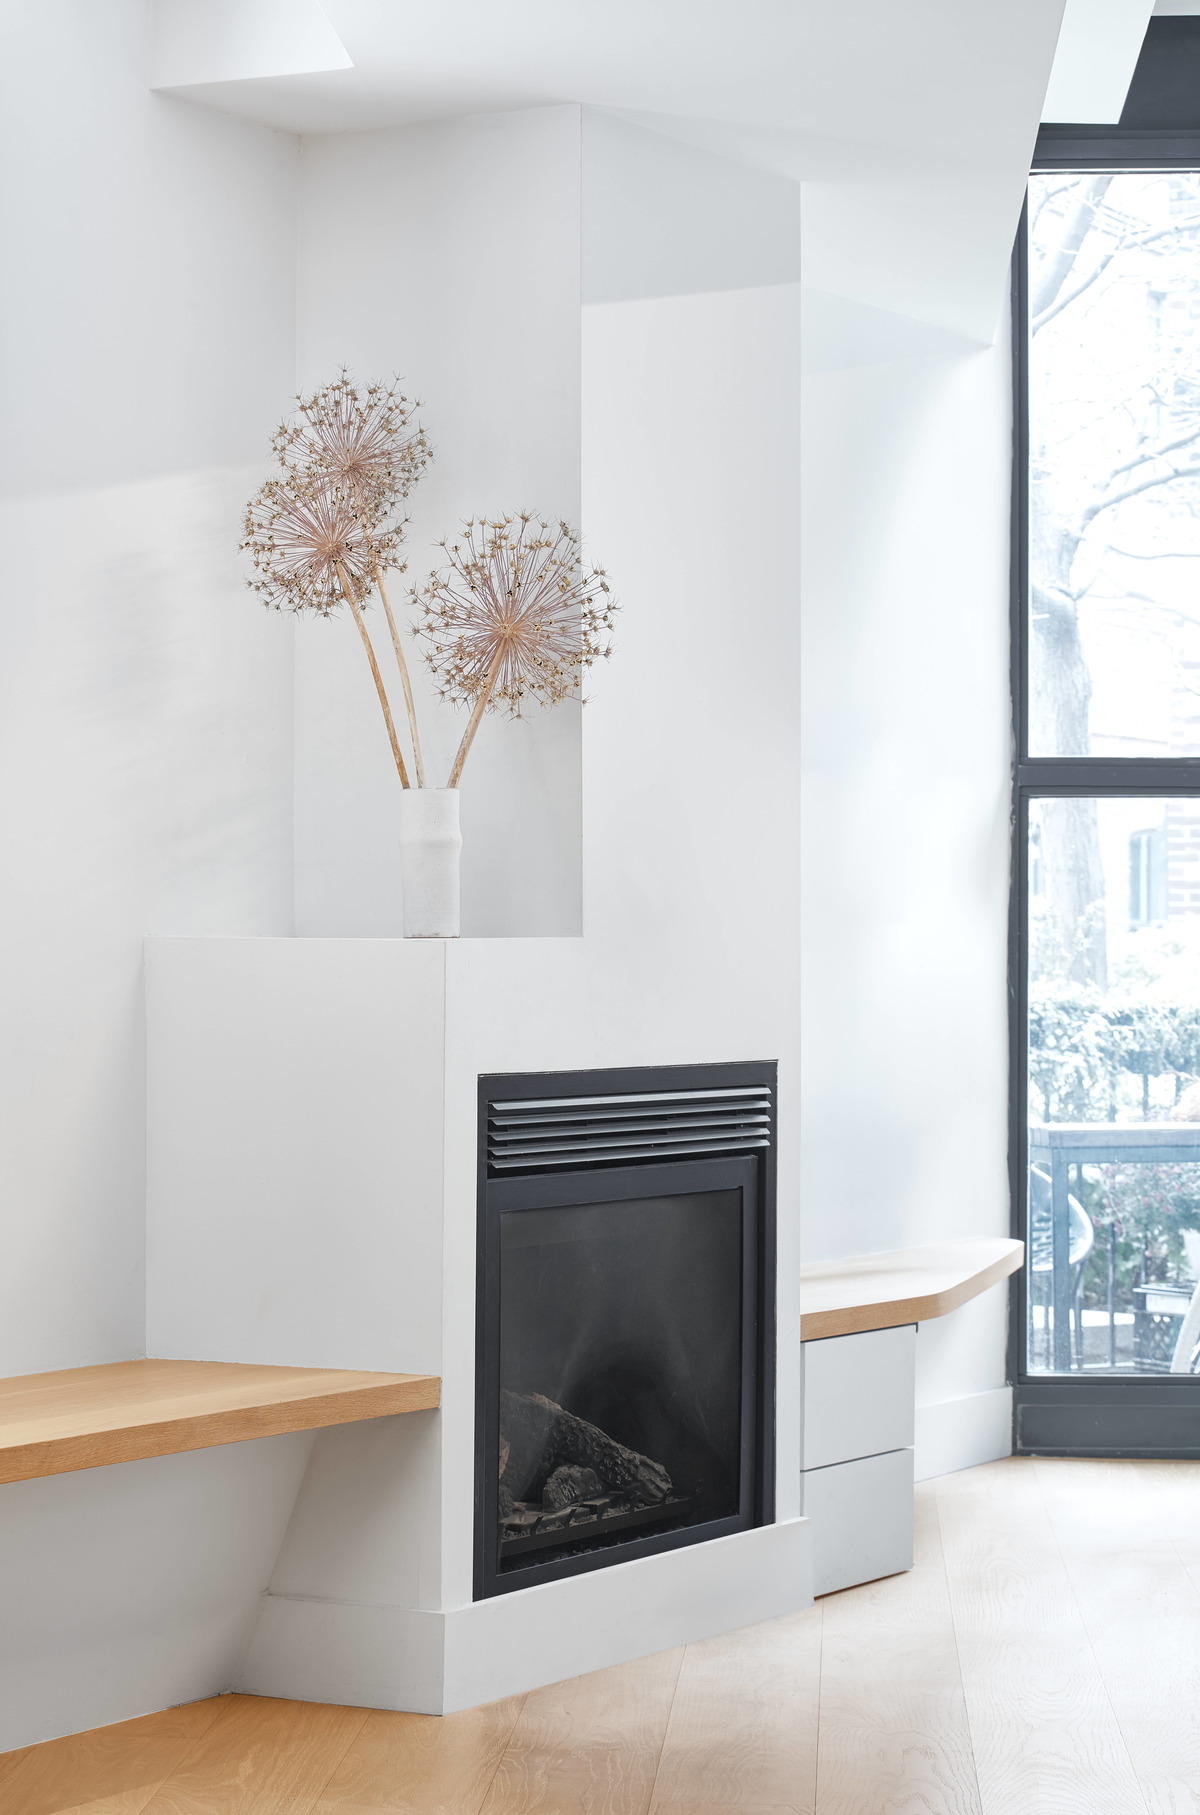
[1011,196,1029,765]
[1018,761,1200,793]
[1034,127,1200,171]
[1007,789,1029,1387]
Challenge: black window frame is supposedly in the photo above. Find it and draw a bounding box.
[1011,123,1200,1454]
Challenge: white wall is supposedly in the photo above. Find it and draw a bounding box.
[0,1433,315,1752]
[0,0,299,1377]
[582,109,801,304]
[293,107,584,938]
[800,323,1015,1470]
[0,0,303,1747]
[146,937,446,1373]
[796,0,1036,1474]
[792,14,1043,1457]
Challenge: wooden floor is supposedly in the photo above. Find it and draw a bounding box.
[5,1456,1200,1814]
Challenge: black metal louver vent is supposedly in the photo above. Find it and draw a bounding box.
[486,1085,773,1174]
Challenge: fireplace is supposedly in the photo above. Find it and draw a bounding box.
[474,1062,776,1599]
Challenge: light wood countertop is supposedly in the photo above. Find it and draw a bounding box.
[800,1237,1024,1341]
[0,1358,440,1484]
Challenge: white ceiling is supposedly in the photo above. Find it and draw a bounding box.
[149,0,1077,350]
[152,0,1059,178]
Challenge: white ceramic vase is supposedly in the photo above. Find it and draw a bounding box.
[398,787,462,937]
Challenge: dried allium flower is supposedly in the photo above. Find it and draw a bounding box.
[414,515,614,712]
[241,476,401,616]
[262,368,432,785]
[411,513,615,785]
[241,473,412,785]
[243,370,436,791]
[275,368,431,517]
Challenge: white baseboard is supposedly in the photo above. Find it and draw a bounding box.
[238,1517,812,1715]
[914,1387,1012,1482]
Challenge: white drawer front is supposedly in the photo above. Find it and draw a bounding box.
[801,1324,915,1470]
[802,1448,914,1595]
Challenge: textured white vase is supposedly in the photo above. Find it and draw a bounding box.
[398,787,462,937]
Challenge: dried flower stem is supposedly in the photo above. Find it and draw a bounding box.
[375,567,426,787]
[337,563,410,788]
[447,644,505,788]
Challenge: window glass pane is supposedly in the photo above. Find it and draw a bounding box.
[1027,795,1200,1374]
[1028,172,1200,757]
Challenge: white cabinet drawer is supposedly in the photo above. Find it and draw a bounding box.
[802,1448,914,1595]
[801,1324,915,1470]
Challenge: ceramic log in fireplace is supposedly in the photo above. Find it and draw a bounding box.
[474,1062,776,1599]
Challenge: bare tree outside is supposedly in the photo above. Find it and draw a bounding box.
[1030,173,1200,751]
[1029,173,1200,986]
[1025,172,1200,1374]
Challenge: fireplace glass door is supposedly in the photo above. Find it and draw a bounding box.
[476,1155,762,1597]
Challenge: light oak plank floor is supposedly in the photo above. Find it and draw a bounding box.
[6,1458,1200,1814]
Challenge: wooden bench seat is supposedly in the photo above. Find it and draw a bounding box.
[0,1358,440,1484]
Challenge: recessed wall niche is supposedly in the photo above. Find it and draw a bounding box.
[292,105,584,939]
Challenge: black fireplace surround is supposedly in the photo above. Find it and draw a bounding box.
[474,1061,776,1599]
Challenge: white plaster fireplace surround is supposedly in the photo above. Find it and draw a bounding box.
[147,941,803,1710]
[145,109,804,1712]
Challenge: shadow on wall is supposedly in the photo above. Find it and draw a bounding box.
[0,1432,315,1753]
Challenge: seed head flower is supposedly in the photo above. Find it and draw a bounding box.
[241,476,401,615]
[412,514,615,717]
[274,368,431,520]
[241,368,435,790]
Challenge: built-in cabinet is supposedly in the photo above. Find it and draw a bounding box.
[800,1324,916,1595]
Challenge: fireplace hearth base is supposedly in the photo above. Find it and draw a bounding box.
[241,1516,811,1715]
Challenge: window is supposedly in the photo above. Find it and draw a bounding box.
[1014,111,1200,1453]
[1129,824,1166,927]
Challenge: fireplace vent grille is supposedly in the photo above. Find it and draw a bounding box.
[486,1085,772,1174]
